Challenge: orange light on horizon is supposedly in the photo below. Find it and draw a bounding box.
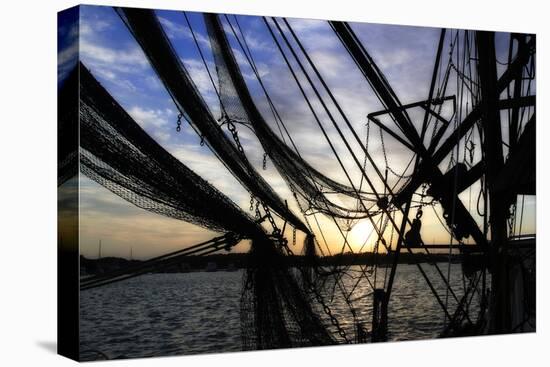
[348,219,375,253]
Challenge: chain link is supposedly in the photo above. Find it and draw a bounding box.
[215,98,349,344]
[467,140,475,166]
[287,189,350,343]
[222,116,282,236]
[255,201,261,219]
[311,285,351,343]
[222,116,348,342]
[274,237,350,343]
[176,113,183,132]
[450,62,479,90]
[262,202,280,235]
[379,126,413,179]
[226,119,246,156]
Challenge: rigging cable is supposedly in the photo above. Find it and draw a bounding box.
[274,18,469,318]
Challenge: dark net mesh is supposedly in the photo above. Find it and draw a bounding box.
[75,9,338,348]
[79,63,265,238]
[241,237,336,349]
[115,7,310,235]
[204,14,375,222]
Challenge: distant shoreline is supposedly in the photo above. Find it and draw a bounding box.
[80,249,481,275]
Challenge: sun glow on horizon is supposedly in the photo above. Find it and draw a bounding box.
[347,219,376,253]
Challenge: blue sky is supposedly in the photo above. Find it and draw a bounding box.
[59,5,535,259]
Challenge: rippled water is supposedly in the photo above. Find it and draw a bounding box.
[80,264,483,360]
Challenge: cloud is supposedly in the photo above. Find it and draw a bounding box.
[145,75,164,90]
[158,15,210,47]
[58,40,78,67]
[170,143,248,198]
[80,42,149,71]
[80,19,112,36]
[180,57,217,96]
[223,16,273,54]
[282,18,340,49]
[58,21,79,83]
[79,35,149,95]
[78,7,156,96]
[126,106,179,142]
[127,106,169,128]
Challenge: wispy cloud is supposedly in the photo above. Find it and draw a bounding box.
[126,106,176,142]
[158,15,210,47]
[127,106,170,128]
[80,42,148,69]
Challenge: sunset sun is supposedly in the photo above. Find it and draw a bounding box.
[348,219,375,252]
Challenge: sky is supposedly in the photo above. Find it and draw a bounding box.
[58,5,536,260]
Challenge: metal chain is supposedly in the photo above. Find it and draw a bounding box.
[226,119,246,156]
[203,77,351,343]
[224,112,349,342]
[176,112,203,145]
[286,189,351,343]
[262,202,280,235]
[223,117,283,235]
[379,126,413,179]
[276,233,350,342]
[262,152,268,170]
[312,286,351,343]
[450,61,479,91]
[223,116,281,237]
[175,113,183,132]
[255,201,261,219]
[419,183,428,205]
[467,140,475,166]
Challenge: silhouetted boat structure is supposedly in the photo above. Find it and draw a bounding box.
[61,7,535,352]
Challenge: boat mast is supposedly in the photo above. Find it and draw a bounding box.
[476,31,511,334]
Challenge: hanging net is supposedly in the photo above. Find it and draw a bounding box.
[79,63,265,237]
[73,55,338,348]
[204,14,375,222]
[115,7,310,235]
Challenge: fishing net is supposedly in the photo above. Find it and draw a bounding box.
[241,237,336,349]
[78,63,265,238]
[115,7,310,235]
[204,14,376,222]
[76,10,339,347]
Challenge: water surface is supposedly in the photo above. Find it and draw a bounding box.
[80,264,483,360]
